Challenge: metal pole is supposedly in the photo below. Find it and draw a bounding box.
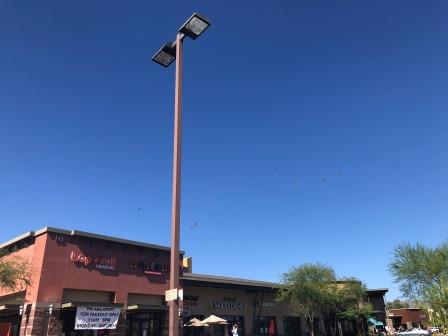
[169,32,183,336]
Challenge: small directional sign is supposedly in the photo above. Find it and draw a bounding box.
[165,288,178,302]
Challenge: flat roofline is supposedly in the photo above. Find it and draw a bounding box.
[0,231,35,249]
[366,288,389,294]
[1,227,182,253]
[182,272,280,289]
[389,308,421,311]
[183,273,388,293]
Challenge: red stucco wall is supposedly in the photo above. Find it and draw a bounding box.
[33,231,172,305]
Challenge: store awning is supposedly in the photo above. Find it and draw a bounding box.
[0,305,21,311]
[0,304,29,317]
[127,304,168,311]
[61,302,123,309]
[368,317,384,326]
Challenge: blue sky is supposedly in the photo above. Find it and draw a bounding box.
[1,0,448,300]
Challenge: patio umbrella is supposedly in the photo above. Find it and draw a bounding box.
[201,315,228,325]
[190,321,209,327]
[368,318,384,327]
[201,315,228,336]
[268,319,275,336]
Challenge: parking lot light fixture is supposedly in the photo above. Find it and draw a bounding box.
[152,42,176,67]
[179,13,211,40]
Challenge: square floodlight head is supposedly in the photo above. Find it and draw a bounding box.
[152,42,176,67]
[179,13,211,40]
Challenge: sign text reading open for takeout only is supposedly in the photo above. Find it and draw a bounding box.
[75,306,120,330]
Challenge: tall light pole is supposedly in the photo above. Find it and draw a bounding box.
[152,13,211,336]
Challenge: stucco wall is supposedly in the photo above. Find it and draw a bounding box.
[183,285,306,336]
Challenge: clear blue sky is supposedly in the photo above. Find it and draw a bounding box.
[1,0,447,300]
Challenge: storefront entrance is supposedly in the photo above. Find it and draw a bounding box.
[127,312,162,336]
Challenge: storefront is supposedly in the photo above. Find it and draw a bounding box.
[0,228,172,336]
[0,227,388,336]
[181,273,303,336]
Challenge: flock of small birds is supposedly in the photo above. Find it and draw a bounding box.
[295,163,400,184]
[135,163,401,230]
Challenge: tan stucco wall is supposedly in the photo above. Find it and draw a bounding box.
[183,285,307,336]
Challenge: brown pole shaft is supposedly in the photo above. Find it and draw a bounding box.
[169,32,183,336]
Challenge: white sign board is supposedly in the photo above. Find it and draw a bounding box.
[75,306,120,330]
[165,288,178,302]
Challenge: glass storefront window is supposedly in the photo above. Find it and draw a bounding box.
[221,315,244,336]
[313,318,321,335]
[61,310,111,336]
[283,316,301,336]
[253,316,276,336]
[183,315,205,336]
[126,312,161,336]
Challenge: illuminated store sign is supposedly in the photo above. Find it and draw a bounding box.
[129,260,167,276]
[70,251,117,271]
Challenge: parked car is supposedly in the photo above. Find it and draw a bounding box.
[429,327,440,333]
[397,328,430,336]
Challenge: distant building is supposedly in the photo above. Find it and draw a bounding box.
[388,308,428,329]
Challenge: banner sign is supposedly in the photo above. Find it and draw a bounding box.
[75,306,120,330]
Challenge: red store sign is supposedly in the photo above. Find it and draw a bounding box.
[70,251,117,271]
[129,260,167,276]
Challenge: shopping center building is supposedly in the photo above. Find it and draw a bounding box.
[0,227,387,336]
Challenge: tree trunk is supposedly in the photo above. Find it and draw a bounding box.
[337,321,343,336]
[307,317,315,336]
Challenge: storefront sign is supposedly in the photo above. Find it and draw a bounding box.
[184,295,199,307]
[129,260,167,276]
[75,306,120,330]
[214,297,247,310]
[252,299,275,308]
[70,251,117,271]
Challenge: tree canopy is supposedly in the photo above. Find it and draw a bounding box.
[0,249,32,291]
[389,241,448,329]
[277,263,371,336]
[386,299,409,310]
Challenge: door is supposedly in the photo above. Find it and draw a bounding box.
[127,312,162,336]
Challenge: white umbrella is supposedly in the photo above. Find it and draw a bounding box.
[190,321,209,327]
[201,315,228,325]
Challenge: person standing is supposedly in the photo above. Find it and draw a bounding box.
[232,323,239,336]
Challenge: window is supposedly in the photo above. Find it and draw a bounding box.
[60,310,110,336]
[183,315,205,336]
[283,317,301,336]
[221,315,244,336]
[313,318,321,335]
[126,312,162,336]
[253,316,276,336]
[342,320,355,333]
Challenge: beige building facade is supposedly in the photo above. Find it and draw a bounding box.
[182,273,314,336]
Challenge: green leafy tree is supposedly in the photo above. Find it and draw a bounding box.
[389,241,448,330]
[386,299,409,309]
[322,278,368,336]
[338,304,374,336]
[0,249,32,291]
[277,263,337,336]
